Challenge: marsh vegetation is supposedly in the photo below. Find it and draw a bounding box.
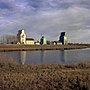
[0,57,90,90]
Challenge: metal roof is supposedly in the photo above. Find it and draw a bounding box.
[26,38,34,40]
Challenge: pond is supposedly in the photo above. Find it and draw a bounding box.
[0,48,90,64]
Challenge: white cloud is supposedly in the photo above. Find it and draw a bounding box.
[0,0,90,43]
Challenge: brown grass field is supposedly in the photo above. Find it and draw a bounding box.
[0,57,90,90]
[0,44,88,51]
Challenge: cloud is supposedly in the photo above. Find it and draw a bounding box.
[0,0,90,43]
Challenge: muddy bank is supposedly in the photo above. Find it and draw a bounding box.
[0,62,90,90]
[0,44,88,51]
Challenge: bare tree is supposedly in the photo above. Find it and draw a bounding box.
[0,35,17,44]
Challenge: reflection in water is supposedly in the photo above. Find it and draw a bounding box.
[0,48,90,65]
[41,51,44,64]
[20,51,26,65]
[59,50,65,64]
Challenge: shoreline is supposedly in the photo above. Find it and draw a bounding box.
[0,44,88,52]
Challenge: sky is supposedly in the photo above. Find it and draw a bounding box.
[0,0,90,43]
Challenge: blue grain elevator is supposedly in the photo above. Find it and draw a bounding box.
[59,32,68,45]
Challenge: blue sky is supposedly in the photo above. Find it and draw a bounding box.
[0,0,90,43]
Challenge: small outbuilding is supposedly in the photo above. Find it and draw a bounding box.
[52,41,62,45]
[35,41,40,45]
[26,38,34,45]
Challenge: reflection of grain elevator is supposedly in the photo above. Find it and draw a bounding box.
[59,32,68,45]
[20,51,26,65]
[17,30,26,44]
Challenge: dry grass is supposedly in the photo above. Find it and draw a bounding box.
[0,55,17,64]
[0,62,90,90]
[0,44,88,51]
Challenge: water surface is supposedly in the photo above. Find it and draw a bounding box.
[0,48,90,65]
